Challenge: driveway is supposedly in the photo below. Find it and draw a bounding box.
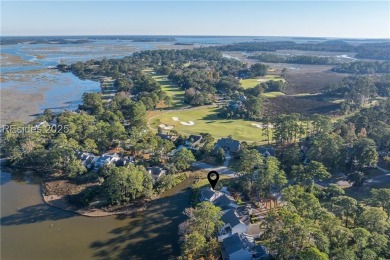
[191,161,237,177]
[224,151,232,167]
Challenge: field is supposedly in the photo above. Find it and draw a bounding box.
[263,94,341,118]
[224,52,346,95]
[148,106,272,143]
[240,75,285,89]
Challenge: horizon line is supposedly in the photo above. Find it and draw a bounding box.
[1,34,390,40]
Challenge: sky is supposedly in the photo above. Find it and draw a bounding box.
[1,1,389,38]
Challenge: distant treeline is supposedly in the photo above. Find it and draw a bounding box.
[248,53,339,65]
[131,37,176,42]
[0,35,176,45]
[0,37,91,45]
[218,40,390,60]
[332,61,390,74]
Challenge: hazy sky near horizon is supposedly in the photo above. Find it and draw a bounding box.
[1,1,389,38]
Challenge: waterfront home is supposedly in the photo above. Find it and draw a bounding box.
[34,121,49,128]
[218,209,248,242]
[200,187,239,209]
[75,151,96,170]
[257,146,276,157]
[94,153,120,171]
[213,193,240,210]
[221,233,252,260]
[200,187,222,202]
[214,137,241,155]
[147,166,166,180]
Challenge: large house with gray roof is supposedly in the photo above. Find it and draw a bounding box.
[93,153,120,171]
[221,233,252,260]
[214,137,241,155]
[221,233,269,260]
[218,209,248,242]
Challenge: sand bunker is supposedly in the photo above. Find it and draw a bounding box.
[180,121,195,126]
[251,123,274,129]
[159,124,174,130]
[171,116,195,126]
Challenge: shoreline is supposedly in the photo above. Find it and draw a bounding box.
[3,163,196,218]
[41,192,148,217]
[41,178,149,218]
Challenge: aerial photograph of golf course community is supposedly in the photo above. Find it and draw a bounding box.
[1,1,390,260]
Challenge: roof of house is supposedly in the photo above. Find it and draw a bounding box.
[257,146,275,157]
[157,133,177,141]
[222,209,241,228]
[75,151,94,160]
[96,155,112,163]
[253,245,267,258]
[215,138,241,153]
[147,166,166,178]
[213,194,234,208]
[115,159,127,167]
[222,233,245,255]
[187,134,202,144]
[200,187,216,201]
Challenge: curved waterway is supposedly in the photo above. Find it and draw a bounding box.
[0,169,192,259]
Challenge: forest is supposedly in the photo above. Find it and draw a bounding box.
[249,53,339,65]
[218,40,390,60]
[332,61,390,74]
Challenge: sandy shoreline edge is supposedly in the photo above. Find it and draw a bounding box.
[41,184,148,218]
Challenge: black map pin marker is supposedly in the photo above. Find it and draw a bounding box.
[207,171,219,190]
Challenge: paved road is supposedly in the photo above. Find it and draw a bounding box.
[191,161,237,177]
[366,167,390,185]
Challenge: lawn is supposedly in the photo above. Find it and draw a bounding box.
[143,69,185,108]
[149,106,273,143]
[262,91,285,98]
[152,75,185,108]
[240,75,285,89]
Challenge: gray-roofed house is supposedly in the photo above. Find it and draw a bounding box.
[257,146,276,157]
[218,209,248,242]
[213,194,239,210]
[156,133,178,142]
[214,137,241,155]
[115,156,133,167]
[253,245,270,259]
[147,166,166,180]
[185,134,203,148]
[221,234,252,260]
[200,187,221,202]
[75,151,95,170]
[94,153,120,171]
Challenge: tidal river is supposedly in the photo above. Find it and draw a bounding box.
[1,40,200,259]
[0,169,192,259]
